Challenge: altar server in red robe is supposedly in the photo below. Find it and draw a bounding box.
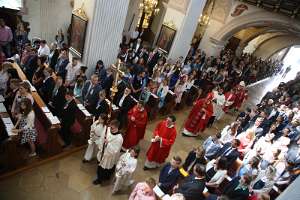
[182,95,214,137]
[144,115,177,170]
[122,101,148,150]
[233,81,248,111]
[223,88,237,113]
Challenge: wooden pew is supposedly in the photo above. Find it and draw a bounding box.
[0,102,25,171]
[72,101,93,145]
[12,63,62,155]
[146,93,159,120]
[160,90,176,115]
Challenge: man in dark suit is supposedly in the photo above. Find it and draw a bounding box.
[238,116,264,137]
[49,43,59,70]
[131,71,145,99]
[49,76,66,118]
[114,87,134,128]
[39,67,55,103]
[158,156,182,194]
[174,164,206,200]
[60,90,77,147]
[23,50,38,81]
[94,90,109,118]
[222,174,251,200]
[101,68,114,97]
[82,74,102,112]
[55,49,69,80]
[216,139,241,167]
[183,147,207,173]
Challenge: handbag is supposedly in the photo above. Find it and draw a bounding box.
[70,119,82,134]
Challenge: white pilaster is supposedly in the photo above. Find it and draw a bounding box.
[167,0,206,61]
[22,0,72,43]
[82,0,130,76]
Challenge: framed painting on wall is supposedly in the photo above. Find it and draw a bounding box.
[156,24,176,53]
[69,13,88,58]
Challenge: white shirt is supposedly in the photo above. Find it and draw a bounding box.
[38,44,50,56]
[65,63,80,82]
[220,125,236,144]
[22,111,35,129]
[118,94,127,107]
[116,151,137,176]
[131,31,139,39]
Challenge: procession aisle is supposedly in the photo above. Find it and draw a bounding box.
[0,78,274,200]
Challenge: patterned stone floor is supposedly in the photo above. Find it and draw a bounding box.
[0,78,270,200]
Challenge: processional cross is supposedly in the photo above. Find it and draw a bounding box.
[99,59,125,162]
[109,59,125,119]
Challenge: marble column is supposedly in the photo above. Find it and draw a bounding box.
[208,37,225,56]
[123,0,142,43]
[198,19,225,56]
[80,0,130,76]
[167,0,206,61]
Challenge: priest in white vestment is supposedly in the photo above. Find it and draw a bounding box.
[83,114,108,162]
[93,120,123,185]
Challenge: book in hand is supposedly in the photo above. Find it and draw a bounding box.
[0,95,5,102]
[153,185,165,198]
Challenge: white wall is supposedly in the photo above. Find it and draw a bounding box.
[253,36,300,60]
[22,0,72,43]
[22,0,41,40]
[168,0,206,60]
[163,7,185,29]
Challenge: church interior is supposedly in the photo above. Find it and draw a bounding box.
[0,0,300,199]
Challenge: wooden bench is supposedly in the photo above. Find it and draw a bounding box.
[72,101,93,145]
[0,102,25,171]
[12,63,62,155]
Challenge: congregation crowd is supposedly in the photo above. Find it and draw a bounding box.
[0,17,299,200]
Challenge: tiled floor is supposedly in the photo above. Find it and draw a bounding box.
[0,79,270,200]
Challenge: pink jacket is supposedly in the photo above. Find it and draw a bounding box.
[129,182,156,200]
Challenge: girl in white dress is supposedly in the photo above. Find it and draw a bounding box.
[112,147,140,194]
[82,114,108,162]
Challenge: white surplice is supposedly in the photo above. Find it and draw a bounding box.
[83,121,106,161]
[112,151,137,192]
[96,128,123,169]
[212,90,225,120]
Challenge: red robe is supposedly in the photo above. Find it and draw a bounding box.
[223,91,237,112]
[146,120,176,164]
[122,106,148,149]
[184,98,213,134]
[233,88,248,109]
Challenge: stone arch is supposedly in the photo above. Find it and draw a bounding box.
[213,10,300,43]
[253,35,300,60]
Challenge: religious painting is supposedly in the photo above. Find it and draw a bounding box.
[156,24,176,53]
[231,4,248,17]
[69,13,88,58]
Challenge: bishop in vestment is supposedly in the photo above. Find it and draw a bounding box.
[122,101,148,150]
[182,97,213,137]
[144,116,177,169]
[233,81,248,111]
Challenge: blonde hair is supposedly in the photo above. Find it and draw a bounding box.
[246,129,255,140]
[258,193,270,200]
[145,177,156,188]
